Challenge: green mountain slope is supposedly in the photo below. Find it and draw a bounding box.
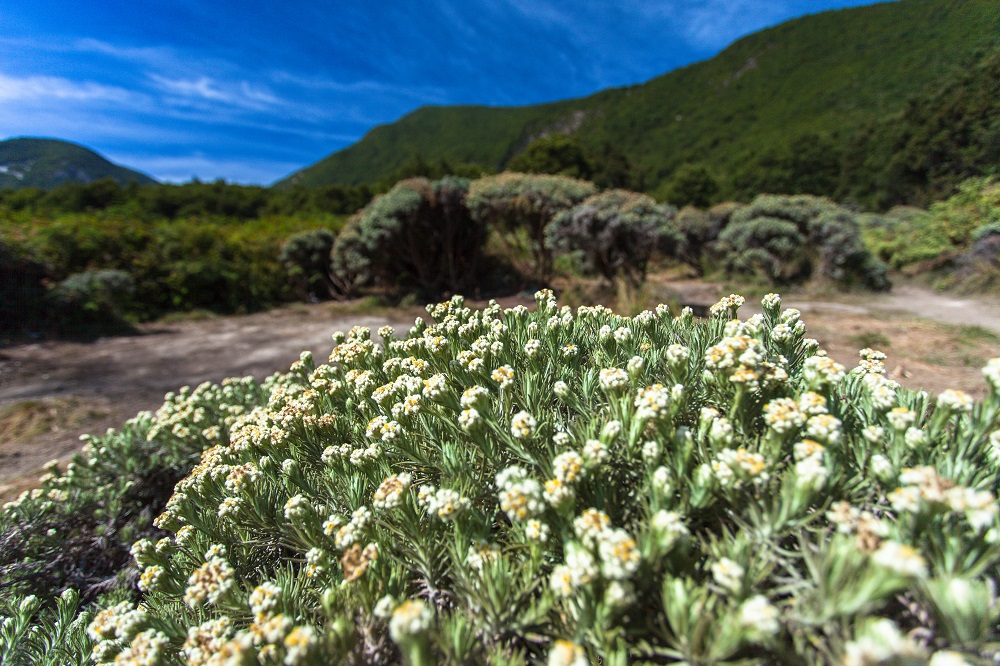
[0,138,156,189]
[279,0,1000,195]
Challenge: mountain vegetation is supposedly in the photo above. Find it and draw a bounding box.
[0,138,156,189]
[278,0,1000,209]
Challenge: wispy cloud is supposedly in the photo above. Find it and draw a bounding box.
[634,0,791,49]
[0,72,131,102]
[270,70,448,104]
[72,38,179,68]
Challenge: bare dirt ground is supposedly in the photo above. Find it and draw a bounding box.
[1,283,998,499]
[0,302,418,497]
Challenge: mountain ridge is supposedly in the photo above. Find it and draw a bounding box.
[0,137,157,190]
[277,0,1000,195]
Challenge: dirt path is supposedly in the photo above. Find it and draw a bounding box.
[664,280,1000,334]
[0,303,414,494]
[1,284,997,498]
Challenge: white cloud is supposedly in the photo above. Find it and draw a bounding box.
[270,70,447,103]
[0,72,131,102]
[633,0,795,50]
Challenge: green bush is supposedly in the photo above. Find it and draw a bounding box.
[49,269,136,337]
[507,135,594,181]
[467,173,597,280]
[545,189,679,287]
[716,194,890,290]
[674,203,743,274]
[330,177,484,298]
[279,230,337,301]
[2,212,318,320]
[658,164,720,208]
[5,293,1000,664]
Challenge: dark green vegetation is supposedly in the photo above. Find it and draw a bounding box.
[0,178,357,339]
[0,138,156,190]
[278,0,1000,209]
[863,178,1000,292]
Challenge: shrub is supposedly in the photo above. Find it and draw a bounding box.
[860,178,1000,273]
[658,163,719,208]
[674,203,743,274]
[279,230,337,301]
[546,189,679,287]
[48,269,137,337]
[0,378,268,605]
[6,293,1000,664]
[330,177,484,298]
[506,135,594,181]
[467,173,597,279]
[716,194,890,289]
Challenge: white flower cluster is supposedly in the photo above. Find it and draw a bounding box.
[635,383,671,422]
[373,472,412,510]
[713,447,768,487]
[183,555,235,608]
[496,466,545,521]
[599,367,630,392]
[888,466,998,530]
[418,485,472,522]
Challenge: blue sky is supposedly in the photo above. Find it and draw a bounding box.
[0,0,881,185]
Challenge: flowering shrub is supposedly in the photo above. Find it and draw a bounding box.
[545,190,680,287]
[0,377,269,604]
[716,195,890,290]
[330,177,483,298]
[5,292,1000,665]
[467,173,597,279]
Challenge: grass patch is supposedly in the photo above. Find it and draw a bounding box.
[0,397,109,445]
[156,309,220,324]
[848,331,892,349]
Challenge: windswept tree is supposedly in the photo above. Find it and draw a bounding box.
[330,176,484,297]
[546,189,680,287]
[467,172,597,280]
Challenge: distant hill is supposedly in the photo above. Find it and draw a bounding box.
[278,0,1000,200]
[0,138,156,190]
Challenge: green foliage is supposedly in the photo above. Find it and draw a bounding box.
[658,163,720,208]
[467,172,597,279]
[0,238,50,339]
[507,135,594,181]
[1,178,375,219]
[863,178,1000,292]
[0,590,91,665]
[864,178,1000,269]
[279,0,1000,206]
[331,177,485,298]
[49,269,136,338]
[279,230,337,301]
[2,212,334,320]
[546,189,679,286]
[844,46,1000,208]
[6,293,1000,663]
[732,133,842,201]
[716,194,890,290]
[674,203,742,275]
